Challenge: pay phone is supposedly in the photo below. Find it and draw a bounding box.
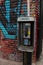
[17,17,35,52]
[17,17,36,65]
[23,23,31,46]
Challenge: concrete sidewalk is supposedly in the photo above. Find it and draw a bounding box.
[0,58,22,65]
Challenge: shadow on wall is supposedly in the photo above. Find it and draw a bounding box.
[41,0,43,38]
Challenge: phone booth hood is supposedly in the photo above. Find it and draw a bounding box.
[17,17,36,52]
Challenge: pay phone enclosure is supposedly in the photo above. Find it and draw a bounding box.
[17,17,35,52]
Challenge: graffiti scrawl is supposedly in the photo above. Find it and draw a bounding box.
[0,0,27,39]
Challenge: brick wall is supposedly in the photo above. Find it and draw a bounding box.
[30,0,40,63]
[0,0,40,63]
[0,0,27,62]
